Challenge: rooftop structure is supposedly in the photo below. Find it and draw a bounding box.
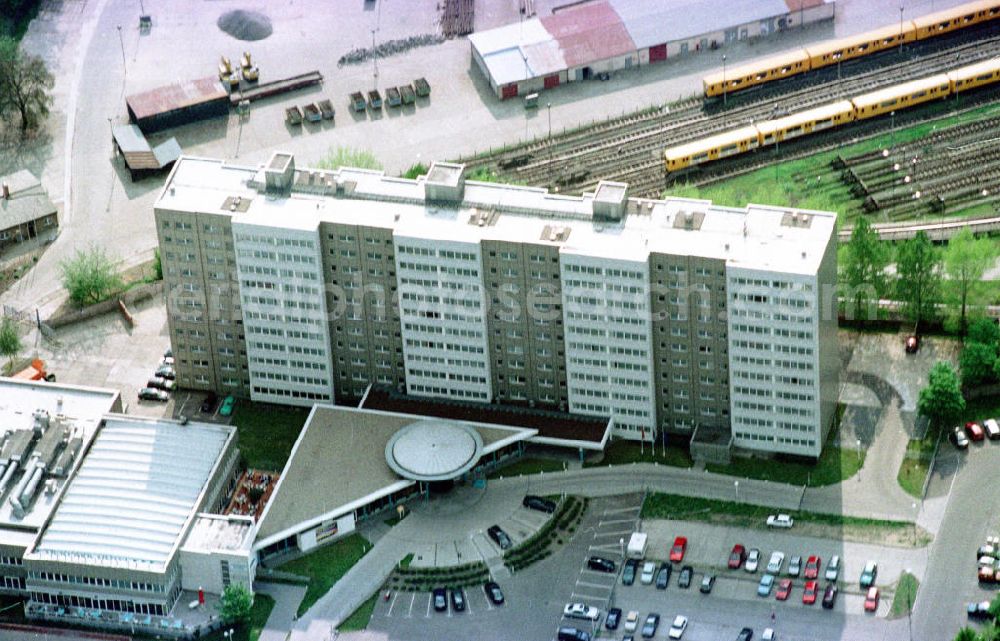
[111,124,182,181]
[181,514,255,553]
[125,77,230,133]
[0,170,59,250]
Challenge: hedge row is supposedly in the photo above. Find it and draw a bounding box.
[503,496,587,572]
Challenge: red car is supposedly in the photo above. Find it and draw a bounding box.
[776,579,793,601]
[803,580,819,605]
[670,536,688,563]
[803,555,821,580]
[728,544,746,569]
[966,422,986,442]
[864,587,880,612]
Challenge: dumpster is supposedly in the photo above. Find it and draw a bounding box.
[414,77,430,97]
[386,86,402,107]
[350,92,366,112]
[368,89,383,109]
[285,105,303,125]
[318,99,335,120]
[399,84,415,105]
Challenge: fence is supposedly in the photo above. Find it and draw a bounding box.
[46,282,163,329]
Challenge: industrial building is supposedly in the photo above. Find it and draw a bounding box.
[125,77,230,134]
[155,152,838,460]
[469,0,835,99]
[0,170,59,253]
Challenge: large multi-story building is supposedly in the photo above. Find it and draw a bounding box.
[155,153,837,458]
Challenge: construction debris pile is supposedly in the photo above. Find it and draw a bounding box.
[337,33,444,67]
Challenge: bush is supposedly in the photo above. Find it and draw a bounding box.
[59,246,124,307]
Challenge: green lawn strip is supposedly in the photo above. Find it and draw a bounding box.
[486,457,566,479]
[279,534,371,617]
[583,440,693,468]
[706,445,863,487]
[888,572,920,619]
[897,457,930,499]
[247,594,275,641]
[642,492,912,531]
[665,102,1000,223]
[338,594,378,632]
[231,400,309,471]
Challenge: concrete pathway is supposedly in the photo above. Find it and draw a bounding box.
[254,582,306,641]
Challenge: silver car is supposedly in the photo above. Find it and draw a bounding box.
[825,555,841,581]
[788,555,802,577]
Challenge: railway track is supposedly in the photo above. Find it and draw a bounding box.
[461,26,1000,199]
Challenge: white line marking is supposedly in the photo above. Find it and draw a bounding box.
[406,593,415,618]
[598,518,638,526]
[466,594,474,616]
[575,580,613,591]
[603,506,641,516]
[569,592,609,602]
[385,592,399,617]
[592,530,635,538]
[425,593,432,618]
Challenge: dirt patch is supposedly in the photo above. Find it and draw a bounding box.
[217,9,273,41]
[692,513,932,548]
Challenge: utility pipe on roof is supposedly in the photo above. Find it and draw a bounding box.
[18,465,44,507]
[8,456,40,517]
[0,460,18,499]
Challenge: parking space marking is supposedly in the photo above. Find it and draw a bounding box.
[569,592,609,602]
[385,592,399,617]
[425,593,432,618]
[580,568,615,577]
[589,543,623,552]
[592,529,634,538]
[598,518,637,526]
[406,593,415,618]
[575,580,613,591]
[466,594,474,615]
[603,506,641,516]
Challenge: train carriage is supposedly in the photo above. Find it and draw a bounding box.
[702,50,810,98]
[850,73,952,120]
[912,0,1000,39]
[755,101,856,146]
[947,57,1000,93]
[804,23,917,69]
[664,125,761,172]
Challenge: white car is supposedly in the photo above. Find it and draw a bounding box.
[766,551,786,574]
[825,555,841,581]
[762,628,776,640]
[767,514,794,528]
[668,614,688,639]
[563,603,600,620]
[640,561,656,585]
[624,610,640,632]
[745,548,761,573]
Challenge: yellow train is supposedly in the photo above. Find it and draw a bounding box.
[703,0,1000,98]
[667,57,1000,173]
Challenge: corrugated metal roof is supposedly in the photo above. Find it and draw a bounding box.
[541,1,635,67]
[126,77,228,122]
[610,0,792,49]
[30,417,232,570]
[0,170,56,230]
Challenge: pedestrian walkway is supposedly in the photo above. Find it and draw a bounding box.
[255,582,306,641]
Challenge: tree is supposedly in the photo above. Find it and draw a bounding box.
[0,317,21,368]
[59,246,124,307]
[0,35,54,134]
[952,628,979,641]
[843,216,890,322]
[917,361,966,427]
[403,162,428,179]
[968,317,1000,349]
[960,341,996,388]
[943,227,995,336]
[152,248,162,281]
[895,231,941,329]
[315,146,382,171]
[218,584,253,624]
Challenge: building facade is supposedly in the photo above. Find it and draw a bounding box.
[155,153,838,458]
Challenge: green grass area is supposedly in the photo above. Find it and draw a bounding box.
[642,492,913,531]
[247,594,275,641]
[486,457,566,479]
[583,440,693,468]
[279,534,371,617]
[338,594,378,632]
[889,572,920,619]
[706,444,864,487]
[399,553,414,569]
[665,101,1000,224]
[231,400,309,471]
[898,428,940,498]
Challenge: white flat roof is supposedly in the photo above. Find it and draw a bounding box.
[27,416,233,571]
[182,514,254,554]
[158,155,835,276]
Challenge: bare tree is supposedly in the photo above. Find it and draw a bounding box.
[0,35,54,135]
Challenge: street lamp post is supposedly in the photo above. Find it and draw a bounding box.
[722,55,728,107]
[117,25,126,72]
[619,537,625,559]
[371,29,379,88]
[223,629,234,641]
[905,567,913,641]
[547,102,552,139]
[734,480,740,500]
[911,502,918,543]
[899,6,905,55]
[856,438,862,481]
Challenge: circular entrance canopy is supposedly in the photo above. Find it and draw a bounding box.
[385,419,484,481]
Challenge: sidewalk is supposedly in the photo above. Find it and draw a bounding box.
[254,582,306,641]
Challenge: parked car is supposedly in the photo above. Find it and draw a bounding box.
[640,561,656,585]
[766,551,785,574]
[787,555,802,577]
[824,556,841,581]
[757,574,775,597]
[822,583,838,609]
[484,581,504,605]
[564,603,600,620]
[802,580,819,605]
[668,615,688,639]
[678,565,693,588]
[556,626,591,641]
[968,601,992,619]
[966,421,986,442]
[624,610,640,632]
[605,607,622,630]
[450,588,465,612]
[728,544,747,569]
[641,613,660,639]
[951,426,971,449]
[138,387,169,402]
[700,574,715,594]
[905,335,919,353]
[860,561,878,588]
[745,548,761,573]
[219,395,235,417]
[622,559,638,585]
[487,525,512,550]
[978,564,997,583]
[864,587,880,612]
[804,555,821,580]
[588,556,616,573]
[155,365,176,380]
[978,544,999,560]
[762,628,775,641]
[523,495,557,513]
[767,514,794,528]
[655,562,671,589]
[670,536,688,563]
[200,392,218,413]
[432,587,447,611]
[736,628,754,641]
[147,376,176,392]
[776,578,793,601]
[985,418,1000,440]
